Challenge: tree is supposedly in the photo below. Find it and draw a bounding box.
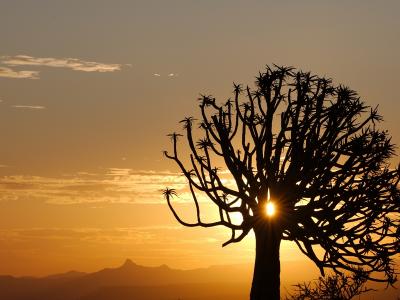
[286,273,371,300]
[162,65,400,300]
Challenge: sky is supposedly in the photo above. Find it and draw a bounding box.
[0,0,399,293]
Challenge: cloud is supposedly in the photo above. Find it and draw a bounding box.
[0,169,187,205]
[2,55,124,73]
[107,168,132,176]
[0,67,39,79]
[0,226,228,252]
[12,105,46,110]
[0,168,238,206]
[153,73,178,78]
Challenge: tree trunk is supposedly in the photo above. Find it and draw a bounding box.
[250,224,282,300]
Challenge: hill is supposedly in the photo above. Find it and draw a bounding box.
[0,259,398,299]
[0,259,250,300]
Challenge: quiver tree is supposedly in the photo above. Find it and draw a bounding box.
[163,65,400,300]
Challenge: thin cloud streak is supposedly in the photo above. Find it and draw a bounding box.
[0,169,237,205]
[153,73,178,77]
[0,226,228,255]
[1,55,124,73]
[0,67,39,79]
[12,105,46,110]
[0,169,187,205]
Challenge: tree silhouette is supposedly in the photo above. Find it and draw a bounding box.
[163,65,400,299]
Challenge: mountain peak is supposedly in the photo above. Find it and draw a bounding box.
[121,259,136,268]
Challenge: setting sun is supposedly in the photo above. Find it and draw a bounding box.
[265,202,276,217]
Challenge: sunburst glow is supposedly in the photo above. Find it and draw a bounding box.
[264,188,276,217]
[265,202,276,217]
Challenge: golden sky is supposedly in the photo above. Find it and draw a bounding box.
[0,1,399,291]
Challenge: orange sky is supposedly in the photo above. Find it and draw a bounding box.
[0,3,399,296]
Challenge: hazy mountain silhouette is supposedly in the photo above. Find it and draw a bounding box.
[44,270,87,280]
[0,259,397,300]
[0,259,250,300]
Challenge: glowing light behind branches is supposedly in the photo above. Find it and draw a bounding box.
[265,188,276,217]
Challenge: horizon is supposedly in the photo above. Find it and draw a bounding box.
[0,1,399,299]
[0,256,313,277]
[1,257,397,300]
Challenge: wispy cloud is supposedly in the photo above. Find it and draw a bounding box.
[0,67,39,79]
[0,168,237,205]
[0,55,126,79]
[0,225,234,258]
[2,55,124,73]
[153,73,178,78]
[12,105,46,110]
[0,169,186,205]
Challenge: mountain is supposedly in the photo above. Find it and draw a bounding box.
[0,259,251,300]
[44,270,87,280]
[0,259,398,300]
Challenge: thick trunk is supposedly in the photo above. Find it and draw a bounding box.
[250,225,282,300]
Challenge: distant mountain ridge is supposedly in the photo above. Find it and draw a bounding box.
[0,259,398,300]
[0,259,251,300]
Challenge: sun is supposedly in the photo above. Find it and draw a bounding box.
[265,202,276,217]
[264,188,276,217]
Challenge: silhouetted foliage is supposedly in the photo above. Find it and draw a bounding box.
[163,65,400,300]
[286,273,371,300]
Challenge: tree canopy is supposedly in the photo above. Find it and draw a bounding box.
[163,65,400,287]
